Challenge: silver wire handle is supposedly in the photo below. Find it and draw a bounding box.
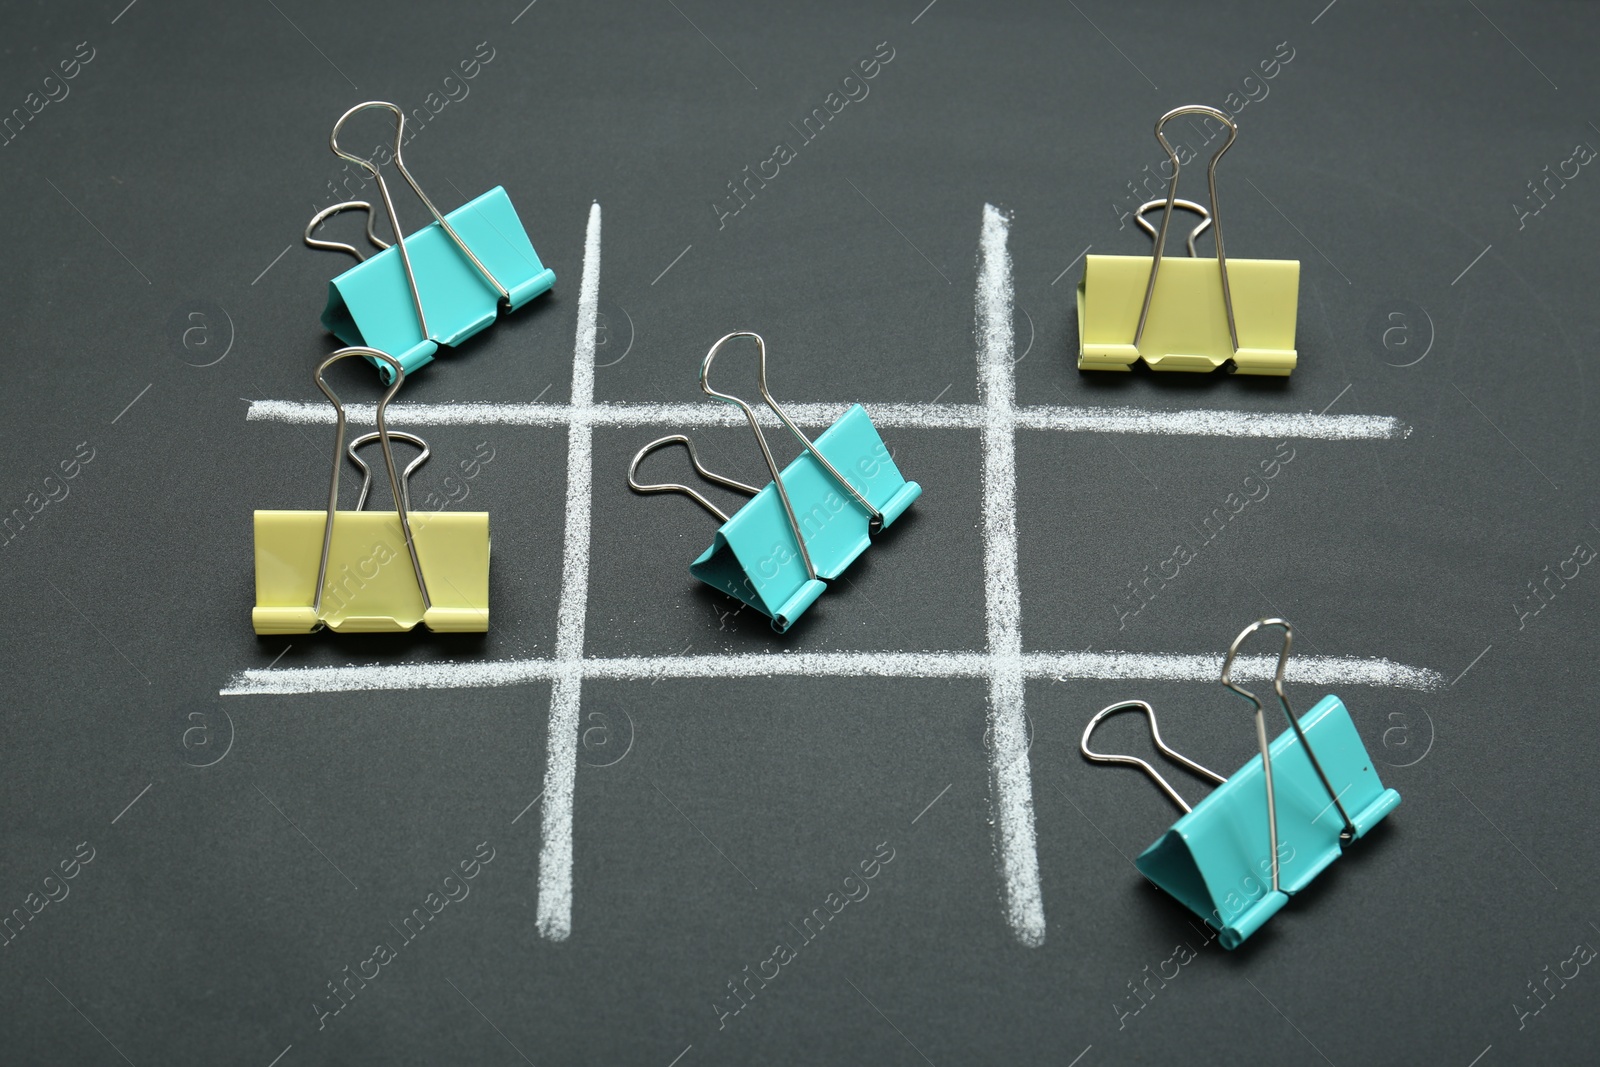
[1134,198,1212,259]
[347,430,429,512]
[1080,700,1226,814]
[1133,105,1240,357]
[305,201,392,263]
[627,435,758,524]
[1221,618,1358,896]
[310,348,431,622]
[327,102,513,344]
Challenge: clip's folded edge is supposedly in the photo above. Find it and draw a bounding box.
[772,579,830,634]
[1230,347,1298,377]
[1220,891,1291,950]
[319,186,555,381]
[877,479,922,529]
[1348,772,1403,837]
[1134,693,1399,948]
[422,605,493,632]
[251,606,321,635]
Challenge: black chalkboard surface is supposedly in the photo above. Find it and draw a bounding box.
[2,1,1597,1064]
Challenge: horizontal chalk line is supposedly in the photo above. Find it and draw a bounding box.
[245,399,1409,440]
[219,651,1443,697]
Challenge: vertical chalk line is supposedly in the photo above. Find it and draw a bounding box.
[536,202,601,941]
[977,204,1045,946]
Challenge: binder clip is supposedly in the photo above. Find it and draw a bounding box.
[1078,105,1300,375]
[252,347,490,634]
[1080,619,1399,948]
[627,331,921,633]
[305,101,556,382]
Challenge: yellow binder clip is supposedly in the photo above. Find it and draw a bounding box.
[1078,105,1300,376]
[252,347,490,635]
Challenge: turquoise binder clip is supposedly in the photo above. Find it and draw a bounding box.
[1080,619,1400,949]
[627,331,921,633]
[303,101,556,382]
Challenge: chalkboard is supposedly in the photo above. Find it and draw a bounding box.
[2,1,1597,1064]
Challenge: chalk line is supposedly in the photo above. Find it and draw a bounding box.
[218,650,1443,696]
[245,398,1408,440]
[1025,651,1443,690]
[976,204,1046,947]
[536,202,600,942]
[1012,407,1406,438]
